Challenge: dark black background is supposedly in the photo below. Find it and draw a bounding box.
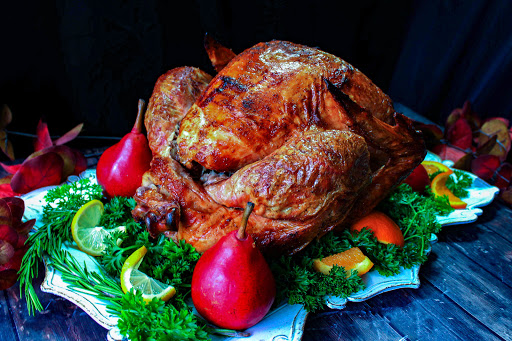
[1,0,511,157]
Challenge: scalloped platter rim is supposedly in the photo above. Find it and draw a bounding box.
[21,152,499,341]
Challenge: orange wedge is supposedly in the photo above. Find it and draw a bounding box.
[313,247,374,277]
[431,170,467,209]
[421,160,451,176]
[350,211,405,247]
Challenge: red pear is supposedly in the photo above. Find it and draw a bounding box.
[403,164,430,192]
[191,202,276,330]
[96,99,152,197]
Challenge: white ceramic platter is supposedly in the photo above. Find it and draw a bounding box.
[21,154,499,341]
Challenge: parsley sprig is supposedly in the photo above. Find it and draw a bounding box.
[270,183,455,312]
[446,169,473,198]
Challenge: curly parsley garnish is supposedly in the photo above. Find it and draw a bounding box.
[270,183,455,312]
[446,169,473,198]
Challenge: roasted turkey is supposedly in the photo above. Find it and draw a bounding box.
[132,38,426,255]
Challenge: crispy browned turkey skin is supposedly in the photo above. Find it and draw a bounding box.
[132,40,426,255]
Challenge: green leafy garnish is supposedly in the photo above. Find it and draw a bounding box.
[446,169,473,198]
[117,290,209,341]
[270,183,456,312]
[19,177,103,315]
[45,249,210,341]
[270,232,364,313]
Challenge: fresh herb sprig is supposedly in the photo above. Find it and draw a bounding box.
[381,184,453,257]
[270,233,364,313]
[446,169,473,198]
[45,249,211,341]
[271,183,456,312]
[18,177,103,315]
[116,290,210,341]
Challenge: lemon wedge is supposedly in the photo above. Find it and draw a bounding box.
[120,245,176,303]
[71,199,124,256]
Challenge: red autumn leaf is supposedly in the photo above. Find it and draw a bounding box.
[445,107,463,132]
[0,184,19,198]
[432,144,467,164]
[8,247,26,270]
[0,130,15,161]
[460,101,481,131]
[478,119,511,160]
[10,152,64,194]
[15,233,27,248]
[14,219,35,236]
[53,145,77,179]
[471,154,501,181]
[500,186,512,207]
[453,152,474,171]
[494,163,512,189]
[73,149,87,175]
[3,197,24,226]
[34,119,53,151]
[0,269,18,290]
[476,135,497,156]
[0,239,15,264]
[0,199,12,225]
[0,162,21,175]
[446,117,473,150]
[0,105,12,130]
[0,175,12,185]
[54,123,84,146]
[483,117,510,128]
[0,224,18,246]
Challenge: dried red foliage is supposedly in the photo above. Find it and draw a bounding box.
[0,197,34,290]
[0,120,85,196]
[415,100,512,207]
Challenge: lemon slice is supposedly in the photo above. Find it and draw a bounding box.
[120,245,176,303]
[71,199,124,256]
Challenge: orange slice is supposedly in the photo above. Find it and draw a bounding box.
[350,211,405,247]
[313,247,374,277]
[431,170,467,209]
[421,160,451,176]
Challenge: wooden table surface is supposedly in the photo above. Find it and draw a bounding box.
[2,197,512,341]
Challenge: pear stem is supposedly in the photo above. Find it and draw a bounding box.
[132,99,146,134]
[237,202,254,240]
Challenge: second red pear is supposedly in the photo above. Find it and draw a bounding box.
[96,99,152,197]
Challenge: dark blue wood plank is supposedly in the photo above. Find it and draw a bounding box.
[5,266,107,341]
[1,290,18,341]
[478,201,512,244]
[421,240,512,340]
[365,280,502,341]
[438,221,512,289]
[303,302,403,341]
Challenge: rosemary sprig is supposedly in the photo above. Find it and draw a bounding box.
[45,249,124,311]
